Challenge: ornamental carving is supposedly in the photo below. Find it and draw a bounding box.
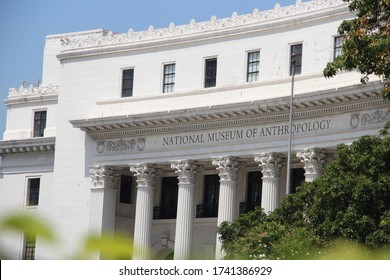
[130,164,158,187]
[60,0,345,50]
[8,84,58,97]
[96,138,145,153]
[350,108,390,129]
[255,153,285,178]
[171,160,199,185]
[89,165,117,188]
[296,148,328,176]
[212,156,242,182]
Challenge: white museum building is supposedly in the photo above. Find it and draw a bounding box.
[0,0,389,260]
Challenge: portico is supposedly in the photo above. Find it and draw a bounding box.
[77,80,388,260]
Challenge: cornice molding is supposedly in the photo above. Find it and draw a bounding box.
[0,137,56,155]
[57,0,348,60]
[5,84,59,106]
[70,81,387,140]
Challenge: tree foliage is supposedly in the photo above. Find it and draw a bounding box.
[218,136,390,259]
[323,0,390,99]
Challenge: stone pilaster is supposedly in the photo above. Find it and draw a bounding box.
[296,148,327,182]
[88,165,118,259]
[130,163,158,260]
[171,160,199,260]
[254,153,285,213]
[212,156,241,260]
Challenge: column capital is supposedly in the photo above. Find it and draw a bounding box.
[212,156,242,182]
[254,152,285,178]
[296,147,328,177]
[171,160,199,185]
[130,163,158,187]
[89,165,118,188]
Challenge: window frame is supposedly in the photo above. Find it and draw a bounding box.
[289,43,303,76]
[162,63,176,93]
[204,57,218,88]
[23,233,36,260]
[121,68,134,97]
[119,175,133,204]
[159,176,179,219]
[333,35,345,60]
[33,110,47,138]
[26,177,40,207]
[246,50,260,82]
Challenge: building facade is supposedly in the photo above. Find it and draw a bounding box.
[0,0,388,260]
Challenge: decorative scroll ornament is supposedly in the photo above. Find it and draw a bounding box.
[60,0,345,50]
[350,108,390,129]
[171,160,199,184]
[296,148,328,176]
[212,156,242,182]
[96,138,145,153]
[89,165,117,188]
[130,164,158,187]
[255,153,285,178]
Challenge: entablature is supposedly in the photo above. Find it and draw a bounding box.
[0,137,55,155]
[70,81,387,140]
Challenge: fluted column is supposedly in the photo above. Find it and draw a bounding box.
[255,153,285,213]
[89,165,118,259]
[130,164,158,260]
[212,156,241,260]
[297,148,328,182]
[171,160,199,260]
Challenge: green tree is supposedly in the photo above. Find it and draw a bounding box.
[323,0,390,99]
[218,135,390,259]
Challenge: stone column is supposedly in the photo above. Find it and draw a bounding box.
[171,160,199,260]
[255,153,285,213]
[212,156,241,260]
[297,148,327,182]
[130,164,158,260]
[89,165,118,259]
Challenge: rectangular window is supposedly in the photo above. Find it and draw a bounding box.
[23,234,36,260]
[119,175,132,204]
[334,35,345,60]
[247,51,260,82]
[27,178,40,206]
[160,177,178,219]
[291,168,305,194]
[33,111,46,137]
[202,174,220,217]
[122,69,134,97]
[163,63,175,93]
[290,43,302,75]
[204,58,217,88]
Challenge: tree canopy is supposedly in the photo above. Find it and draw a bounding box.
[218,135,390,259]
[323,0,390,99]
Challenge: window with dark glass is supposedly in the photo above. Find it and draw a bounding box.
[204,58,217,88]
[247,51,260,82]
[202,174,220,217]
[160,177,178,219]
[334,35,345,60]
[247,171,262,211]
[122,69,134,97]
[27,178,40,206]
[163,63,175,93]
[23,234,36,260]
[119,175,132,204]
[290,44,302,75]
[33,111,46,137]
[291,168,305,193]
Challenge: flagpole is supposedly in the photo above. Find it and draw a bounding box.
[286,56,295,195]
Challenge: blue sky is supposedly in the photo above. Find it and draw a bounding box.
[0,0,308,139]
